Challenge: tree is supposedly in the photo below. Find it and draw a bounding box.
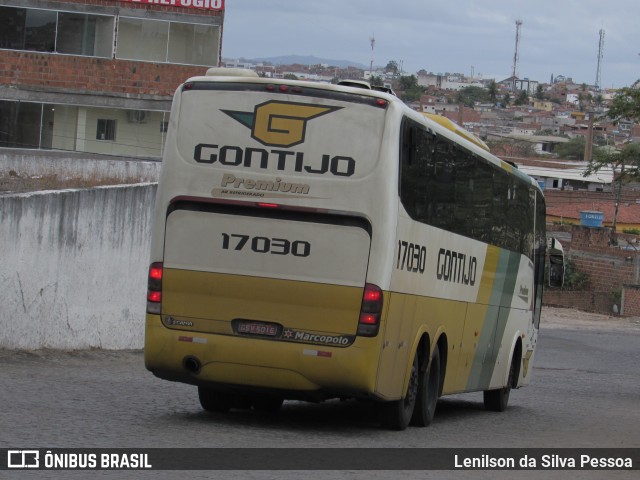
[514,90,529,106]
[535,84,545,100]
[593,93,604,111]
[385,60,399,75]
[502,92,511,107]
[584,144,640,236]
[555,137,586,160]
[283,73,298,80]
[398,75,418,90]
[606,81,640,123]
[584,80,640,238]
[487,80,498,104]
[395,74,424,102]
[369,75,384,87]
[457,86,489,107]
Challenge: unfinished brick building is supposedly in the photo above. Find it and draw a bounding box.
[0,0,224,158]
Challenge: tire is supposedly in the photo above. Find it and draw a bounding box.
[252,396,284,413]
[198,386,232,413]
[411,347,440,427]
[484,354,516,412]
[378,353,419,430]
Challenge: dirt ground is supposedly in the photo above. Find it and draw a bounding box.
[541,305,640,330]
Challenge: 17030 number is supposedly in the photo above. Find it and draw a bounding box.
[397,240,426,274]
[221,233,311,257]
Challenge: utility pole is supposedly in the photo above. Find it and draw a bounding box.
[584,113,594,162]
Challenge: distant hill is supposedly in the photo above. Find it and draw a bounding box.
[240,55,368,69]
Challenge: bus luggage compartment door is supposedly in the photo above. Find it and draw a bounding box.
[160,204,372,336]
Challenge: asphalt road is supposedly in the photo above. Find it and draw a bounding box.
[1,307,638,479]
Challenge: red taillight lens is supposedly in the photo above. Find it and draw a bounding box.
[358,283,383,337]
[147,291,162,303]
[147,262,163,314]
[363,288,382,302]
[359,313,378,325]
[149,265,163,280]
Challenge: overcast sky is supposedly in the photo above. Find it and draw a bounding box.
[221,0,640,88]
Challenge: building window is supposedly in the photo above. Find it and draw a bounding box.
[117,17,219,66]
[0,7,57,51]
[96,119,116,141]
[0,6,219,65]
[0,6,113,57]
[168,22,218,66]
[117,17,169,62]
[57,13,114,57]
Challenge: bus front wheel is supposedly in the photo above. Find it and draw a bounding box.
[378,353,419,430]
[483,354,516,412]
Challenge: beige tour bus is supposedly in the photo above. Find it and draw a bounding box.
[145,68,558,430]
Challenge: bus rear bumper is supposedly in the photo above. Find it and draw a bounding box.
[144,314,382,401]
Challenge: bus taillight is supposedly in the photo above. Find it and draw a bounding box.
[147,262,163,314]
[358,283,383,337]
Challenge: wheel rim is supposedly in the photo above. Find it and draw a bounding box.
[427,354,439,414]
[405,356,419,410]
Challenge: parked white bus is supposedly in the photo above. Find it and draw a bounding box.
[145,69,555,430]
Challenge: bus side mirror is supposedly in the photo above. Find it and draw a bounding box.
[549,256,564,287]
[547,237,565,288]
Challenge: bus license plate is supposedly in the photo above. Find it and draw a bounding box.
[234,320,279,337]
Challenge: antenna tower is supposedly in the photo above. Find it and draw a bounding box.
[595,29,605,90]
[511,20,522,89]
[369,34,375,74]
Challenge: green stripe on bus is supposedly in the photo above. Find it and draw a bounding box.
[467,250,520,390]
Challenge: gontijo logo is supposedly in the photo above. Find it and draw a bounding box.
[222,101,342,148]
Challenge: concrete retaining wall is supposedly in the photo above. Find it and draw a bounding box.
[0,149,161,183]
[0,183,156,349]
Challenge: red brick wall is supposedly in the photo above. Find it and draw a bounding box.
[0,51,210,97]
[543,226,639,315]
[622,284,640,316]
[569,227,636,294]
[543,290,618,315]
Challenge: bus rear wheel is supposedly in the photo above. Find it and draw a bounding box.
[411,347,440,427]
[198,387,232,412]
[483,354,516,412]
[252,396,284,413]
[198,387,252,412]
[378,353,419,430]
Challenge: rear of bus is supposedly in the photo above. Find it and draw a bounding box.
[144,70,398,406]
